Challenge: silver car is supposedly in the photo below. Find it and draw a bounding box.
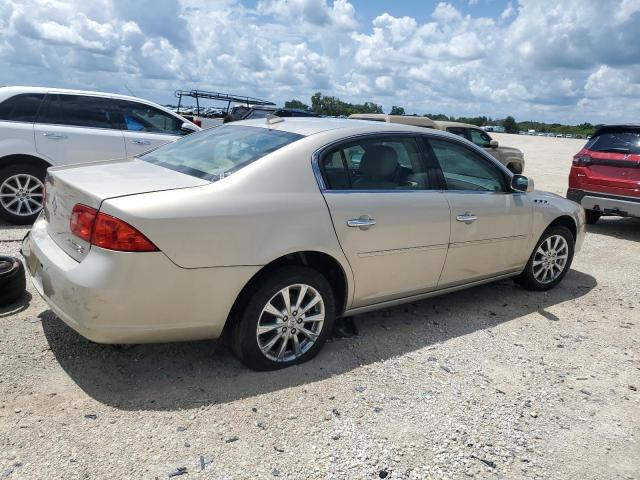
[22,118,585,370]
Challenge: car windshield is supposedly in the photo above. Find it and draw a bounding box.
[141,125,303,181]
[586,129,640,154]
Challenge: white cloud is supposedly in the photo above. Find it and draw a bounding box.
[0,0,639,123]
[500,2,515,21]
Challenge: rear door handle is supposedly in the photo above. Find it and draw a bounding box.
[456,212,477,224]
[347,216,377,230]
[43,132,67,140]
[132,139,151,145]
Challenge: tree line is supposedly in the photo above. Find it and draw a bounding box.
[284,93,598,137]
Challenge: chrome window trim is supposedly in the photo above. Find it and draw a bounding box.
[311,130,515,194]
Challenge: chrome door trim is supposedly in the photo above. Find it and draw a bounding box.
[448,234,529,249]
[357,243,448,258]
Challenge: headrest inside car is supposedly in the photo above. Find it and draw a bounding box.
[359,145,398,179]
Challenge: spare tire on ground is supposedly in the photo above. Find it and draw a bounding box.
[0,256,26,306]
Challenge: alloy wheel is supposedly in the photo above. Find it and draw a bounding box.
[256,283,325,362]
[0,174,44,217]
[532,234,569,284]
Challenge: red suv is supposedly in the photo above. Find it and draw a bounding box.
[567,125,640,224]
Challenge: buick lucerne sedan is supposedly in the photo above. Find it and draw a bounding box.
[22,118,585,370]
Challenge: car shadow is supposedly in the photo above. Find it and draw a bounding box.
[41,269,597,411]
[587,217,639,242]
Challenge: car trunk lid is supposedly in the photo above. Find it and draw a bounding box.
[43,158,209,261]
[581,150,640,193]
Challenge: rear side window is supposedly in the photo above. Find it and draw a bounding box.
[117,100,184,135]
[244,109,272,119]
[446,127,468,139]
[321,136,435,190]
[585,128,640,154]
[0,93,45,122]
[37,94,118,129]
[141,125,303,180]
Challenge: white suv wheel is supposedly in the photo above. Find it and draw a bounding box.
[0,173,44,217]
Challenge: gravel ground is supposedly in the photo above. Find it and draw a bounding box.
[0,134,638,479]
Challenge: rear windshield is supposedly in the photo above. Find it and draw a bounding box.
[586,128,640,154]
[141,125,303,181]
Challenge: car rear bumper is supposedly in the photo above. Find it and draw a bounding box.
[567,189,640,218]
[22,217,260,343]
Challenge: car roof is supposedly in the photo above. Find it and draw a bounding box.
[592,124,640,136]
[0,85,151,103]
[233,116,458,138]
[0,85,199,128]
[348,113,437,128]
[435,121,479,129]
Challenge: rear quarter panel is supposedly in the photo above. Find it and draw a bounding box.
[100,132,354,298]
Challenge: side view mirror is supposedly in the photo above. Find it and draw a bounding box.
[511,174,535,193]
[489,139,499,148]
[180,122,199,134]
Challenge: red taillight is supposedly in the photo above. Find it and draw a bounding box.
[193,118,202,127]
[573,154,592,166]
[69,203,158,252]
[91,212,158,252]
[70,204,98,242]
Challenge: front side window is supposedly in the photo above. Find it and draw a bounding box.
[321,136,433,190]
[0,93,45,122]
[141,125,303,180]
[118,100,184,135]
[37,94,118,129]
[468,128,492,148]
[429,138,505,192]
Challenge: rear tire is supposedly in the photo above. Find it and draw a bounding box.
[515,226,575,291]
[585,209,602,225]
[0,256,26,306]
[231,266,335,371]
[0,164,46,225]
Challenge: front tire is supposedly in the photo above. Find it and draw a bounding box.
[231,266,336,370]
[515,226,575,291]
[0,164,46,225]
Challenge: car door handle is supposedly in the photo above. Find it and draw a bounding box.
[456,212,478,224]
[42,132,67,140]
[131,139,151,145]
[347,216,377,230]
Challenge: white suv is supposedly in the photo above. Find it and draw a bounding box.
[0,86,200,224]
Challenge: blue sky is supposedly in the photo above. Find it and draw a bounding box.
[1,0,639,124]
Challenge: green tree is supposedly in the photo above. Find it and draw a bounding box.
[284,99,310,111]
[503,116,517,133]
[390,106,405,115]
[310,92,383,116]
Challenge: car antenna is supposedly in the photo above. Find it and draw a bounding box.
[124,84,137,97]
[266,114,284,126]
